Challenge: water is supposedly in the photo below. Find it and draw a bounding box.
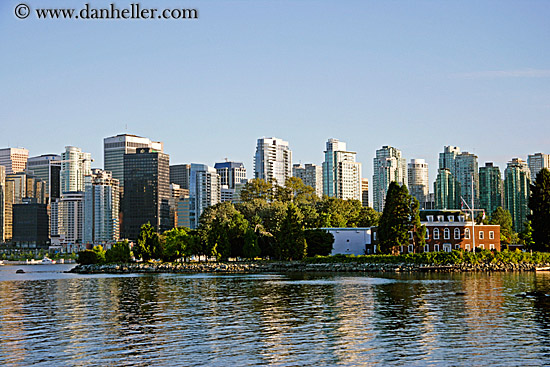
[1,265,549,366]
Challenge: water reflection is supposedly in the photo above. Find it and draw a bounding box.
[0,271,550,366]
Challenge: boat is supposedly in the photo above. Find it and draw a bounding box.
[41,257,56,265]
[535,267,550,272]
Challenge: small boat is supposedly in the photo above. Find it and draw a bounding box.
[41,257,56,265]
[535,267,550,272]
[16,269,25,274]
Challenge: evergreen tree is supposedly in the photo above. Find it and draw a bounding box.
[378,182,411,254]
[135,222,160,261]
[490,207,514,244]
[274,202,307,260]
[528,168,550,251]
[410,197,426,253]
[243,228,260,259]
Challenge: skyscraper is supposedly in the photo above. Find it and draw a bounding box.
[254,137,292,186]
[0,166,5,242]
[58,192,84,244]
[372,146,407,212]
[170,164,191,189]
[184,164,220,229]
[323,139,362,200]
[437,146,479,209]
[83,169,120,244]
[361,178,369,207]
[0,147,29,174]
[479,162,503,216]
[293,163,323,198]
[61,146,92,193]
[122,148,170,240]
[408,159,429,207]
[26,154,61,203]
[215,161,247,189]
[434,168,458,210]
[504,158,531,232]
[104,134,163,192]
[527,153,550,182]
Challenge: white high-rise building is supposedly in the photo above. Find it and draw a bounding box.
[104,134,163,191]
[372,146,407,212]
[61,146,92,193]
[58,192,84,244]
[254,137,292,186]
[408,159,429,207]
[83,169,120,244]
[293,163,323,197]
[322,139,362,200]
[528,152,550,182]
[182,164,220,229]
[0,148,29,174]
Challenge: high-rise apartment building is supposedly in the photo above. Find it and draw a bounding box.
[26,154,61,203]
[169,184,189,228]
[323,139,362,201]
[434,168,458,210]
[293,163,323,198]
[254,137,292,186]
[170,164,191,189]
[58,192,85,244]
[83,169,120,244]
[408,159,429,207]
[527,153,550,182]
[183,164,220,229]
[61,146,92,193]
[122,148,170,240]
[0,147,29,174]
[479,162,503,216]
[437,146,479,209]
[104,134,163,192]
[215,161,247,189]
[361,178,369,207]
[504,158,531,232]
[372,146,407,212]
[0,166,5,242]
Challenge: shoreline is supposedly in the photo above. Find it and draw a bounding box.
[69,261,550,274]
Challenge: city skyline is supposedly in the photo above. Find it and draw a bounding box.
[1,1,549,192]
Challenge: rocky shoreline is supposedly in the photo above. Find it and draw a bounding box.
[69,261,550,274]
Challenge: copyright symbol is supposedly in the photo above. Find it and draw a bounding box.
[15,4,30,19]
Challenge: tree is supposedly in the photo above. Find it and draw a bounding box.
[519,220,535,249]
[490,207,514,244]
[240,178,273,202]
[243,228,260,259]
[163,227,192,261]
[378,182,411,254]
[274,202,307,260]
[105,240,132,263]
[135,222,161,261]
[528,168,550,251]
[410,197,426,253]
[355,206,381,227]
[92,245,106,263]
[305,229,334,257]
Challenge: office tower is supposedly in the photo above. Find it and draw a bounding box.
[372,146,407,212]
[170,164,191,189]
[408,159,429,208]
[122,148,170,240]
[434,168,458,210]
[83,169,120,244]
[184,164,220,229]
[0,147,29,174]
[0,166,4,242]
[528,153,550,182]
[504,158,531,232]
[294,163,323,198]
[479,162,503,216]
[254,137,292,186]
[169,183,189,228]
[61,146,92,193]
[437,146,479,209]
[215,161,247,189]
[361,178,369,207]
[12,199,49,248]
[26,154,61,203]
[58,192,84,244]
[104,134,163,192]
[322,139,362,200]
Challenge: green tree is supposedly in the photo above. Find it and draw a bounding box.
[243,227,261,259]
[378,182,411,254]
[77,250,100,265]
[163,227,192,261]
[410,197,426,253]
[519,220,535,249]
[305,229,334,256]
[528,168,550,251]
[93,245,106,263]
[105,240,132,263]
[274,202,307,260]
[240,178,273,202]
[135,222,161,261]
[355,206,381,227]
[490,207,514,244]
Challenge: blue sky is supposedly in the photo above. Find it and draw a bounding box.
[1,0,549,191]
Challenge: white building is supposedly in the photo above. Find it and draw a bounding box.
[322,227,373,256]
[61,146,92,193]
[183,164,221,229]
[408,159,429,207]
[254,137,292,186]
[528,152,550,182]
[83,169,120,244]
[214,161,246,189]
[0,147,29,174]
[293,163,323,197]
[372,146,407,212]
[322,138,362,200]
[58,191,84,244]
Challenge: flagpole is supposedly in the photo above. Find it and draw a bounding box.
[472,175,475,254]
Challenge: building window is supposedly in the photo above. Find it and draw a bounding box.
[489,231,494,239]
[443,244,452,252]
[465,244,470,251]
[409,231,413,239]
[424,244,429,252]
[459,215,466,222]
[400,245,404,253]
[373,232,377,241]
[434,244,440,252]
[479,231,484,240]
[455,244,461,250]
[427,215,434,222]
[434,228,440,239]
[408,244,413,253]
[479,244,485,250]
[438,215,444,222]
[444,228,450,239]
[490,244,495,250]
[447,216,454,222]
[465,228,470,239]
[454,228,461,239]
[425,228,429,239]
